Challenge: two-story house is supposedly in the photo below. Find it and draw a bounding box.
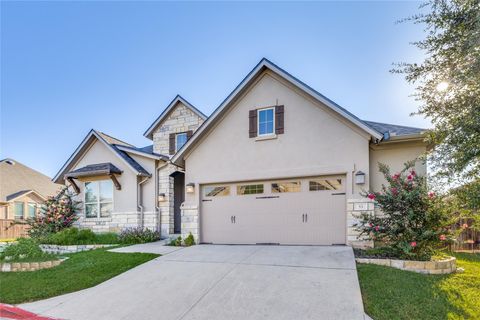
[54,58,427,247]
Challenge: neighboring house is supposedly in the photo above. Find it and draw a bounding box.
[54,58,427,247]
[0,158,62,223]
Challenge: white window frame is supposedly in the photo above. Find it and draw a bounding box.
[84,180,114,219]
[257,107,275,136]
[14,202,24,220]
[176,132,188,152]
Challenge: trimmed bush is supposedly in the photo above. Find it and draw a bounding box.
[40,228,119,245]
[183,233,195,247]
[118,227,160,244]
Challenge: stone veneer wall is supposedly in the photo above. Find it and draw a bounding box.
[152,102,205,156]
[74,211,160,233]
[40,244,115,254]
[356,257,457,274]
[181,204,199,242]
[1,258,67,272]
[347,198,375,248]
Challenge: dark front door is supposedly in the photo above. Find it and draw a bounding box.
[173,173,185,234]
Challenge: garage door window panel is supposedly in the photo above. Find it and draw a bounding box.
[272,181,301,193]
[204,186,230,197]
[309,179,342,191]
[237,184,264,195]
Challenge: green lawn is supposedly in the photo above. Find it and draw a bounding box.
[0,248,159,304]
[357,253,480,320]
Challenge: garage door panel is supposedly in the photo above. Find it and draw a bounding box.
[200,176,346,245]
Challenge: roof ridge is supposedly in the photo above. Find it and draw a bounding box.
[96,130,135,147]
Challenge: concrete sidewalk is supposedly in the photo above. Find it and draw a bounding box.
[20,245,365,320]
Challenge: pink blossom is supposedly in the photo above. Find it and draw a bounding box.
[391,187,398,195]
[367,193,376,200]
[428,191,435,198]
[439,234,446,241]
[369,223,373,227]
[392,173,400,180]
[407,175,413,181]
[410,241,417,247]
[410,170,416,176]
[375,226,380,231]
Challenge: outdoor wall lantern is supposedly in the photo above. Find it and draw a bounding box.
[186,183,195,193]
[355,171,366,185]
[158,193,166,203]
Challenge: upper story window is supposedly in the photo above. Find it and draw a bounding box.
[85,180,113,218]
[14,202,24,219]
[176,133,188,152]
[257,108,275,136]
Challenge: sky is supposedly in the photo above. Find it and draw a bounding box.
[1,1,428,178]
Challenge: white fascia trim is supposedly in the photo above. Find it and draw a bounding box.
[172,59,383,163]
[8,190,47,202]
[143,95,207,139]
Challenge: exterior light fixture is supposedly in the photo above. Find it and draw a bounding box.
[186,183,195,193]
[158,193,166,203]
[355,171,366,185]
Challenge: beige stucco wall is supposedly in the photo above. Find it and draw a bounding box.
[68,139,159,232]
[369,140,427,193]
[183,71,372,205]
[152,102,205,155]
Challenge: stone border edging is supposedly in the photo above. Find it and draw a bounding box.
[356,256,456,274]
[40,244,115,254]
[1,257,68,272]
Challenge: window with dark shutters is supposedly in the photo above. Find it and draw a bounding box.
[275,105,284,134]
[169,133,176,155]
[249,110,257,138]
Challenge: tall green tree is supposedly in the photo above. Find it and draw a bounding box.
[394,0,480,184]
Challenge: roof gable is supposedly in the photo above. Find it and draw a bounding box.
[53,130,151,183]
[144,95,207,140]
[172,58,383,165]
[0,158,61,202]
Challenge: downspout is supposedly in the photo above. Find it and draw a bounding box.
[137,175,149,229]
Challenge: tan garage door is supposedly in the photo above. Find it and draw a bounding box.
[200,175,346,245]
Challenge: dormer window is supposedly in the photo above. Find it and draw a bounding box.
[257,107,275,136]
[176,133,188,152]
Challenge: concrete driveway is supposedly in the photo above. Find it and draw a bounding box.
[20,245,365,320]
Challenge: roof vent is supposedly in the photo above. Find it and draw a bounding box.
[5,160,15,165]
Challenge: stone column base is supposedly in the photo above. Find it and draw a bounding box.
[181,203,199,243]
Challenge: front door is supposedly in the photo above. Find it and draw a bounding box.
[173,173,184,234]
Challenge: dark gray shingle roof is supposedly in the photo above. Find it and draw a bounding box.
[110,146,151,177]
[362,120,425,138]
[65,163,122,178]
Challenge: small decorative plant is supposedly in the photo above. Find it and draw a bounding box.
[118,227,160,244]
[183,233,195,247]
[355,161,452,261]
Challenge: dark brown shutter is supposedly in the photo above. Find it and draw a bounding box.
[169,133,176,155]
[275,105,284,134]
[249,110,257,138]
[186,130,193,140]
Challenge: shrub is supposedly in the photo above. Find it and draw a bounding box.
[22,188,81,239]
[168,236,182,247]
[39,228,119,245]
[0,238,56,262]
[355,161,452,261]
[118,227,160,244]
[183,233,195,247]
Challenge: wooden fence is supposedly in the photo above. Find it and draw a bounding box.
[0,220,30,239]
